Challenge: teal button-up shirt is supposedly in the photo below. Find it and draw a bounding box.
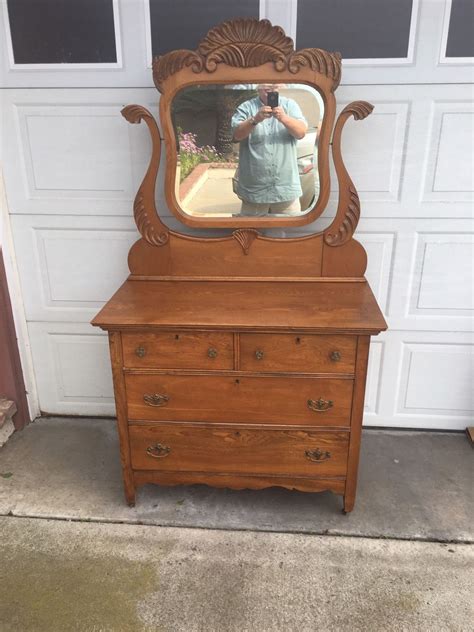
[231,96,306,203]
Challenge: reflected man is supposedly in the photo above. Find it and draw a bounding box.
[231,84,308,216]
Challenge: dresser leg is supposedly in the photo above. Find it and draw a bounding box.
[343,337,370,516]
[342,494,354,514]
[123,468,136,507]
[124,483,136,507]
[108,332,137,508]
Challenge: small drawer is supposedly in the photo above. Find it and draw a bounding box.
[122,331,234,369]
[125,374,353,427]
[129,423,349,478]
[240,334,356,374]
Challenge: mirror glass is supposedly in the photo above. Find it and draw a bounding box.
[171,83,324,219]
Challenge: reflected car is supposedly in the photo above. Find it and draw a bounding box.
[297,127,319,212]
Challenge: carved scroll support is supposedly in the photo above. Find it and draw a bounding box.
[121,105,169,246]
[324,101,374,247]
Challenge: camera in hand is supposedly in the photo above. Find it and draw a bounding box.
[267,91,279,108]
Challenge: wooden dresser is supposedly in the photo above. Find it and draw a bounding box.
[93,281,385,512]
[92,19,387,512]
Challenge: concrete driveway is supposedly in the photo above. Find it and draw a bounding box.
[0,418,473,631]
[1,516,472,632]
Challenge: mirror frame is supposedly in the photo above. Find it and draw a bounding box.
[154,18,341,228]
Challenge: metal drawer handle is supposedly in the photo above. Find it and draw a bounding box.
[135,346,146,358]
[307,398,333,412]
[255,349,264,360]
[146,443,171,459]
[330,350,341,362]
[305,449,331,462]
[143,393,169,407]
[207,347,218,359]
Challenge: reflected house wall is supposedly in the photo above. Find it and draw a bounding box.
[172,90,218,151]
[175,110,217,151]
[172,87,256,157]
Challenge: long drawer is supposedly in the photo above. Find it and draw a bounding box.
[125,374,353,426]
[129,423,349,477]
[239,333,357,373]
[122,331,234,369]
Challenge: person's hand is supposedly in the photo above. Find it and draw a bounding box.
[254,106,273,123]
[272,106,287,123]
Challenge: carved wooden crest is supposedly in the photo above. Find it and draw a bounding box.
[153,18,341,92]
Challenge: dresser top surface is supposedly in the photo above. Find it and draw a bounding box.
[92,280,387,334]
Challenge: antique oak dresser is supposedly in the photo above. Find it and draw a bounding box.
[92,18,387,512]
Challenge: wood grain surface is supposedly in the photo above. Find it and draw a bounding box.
[129,422,349,477]
[108,332,136,506]
[125,373,353,426]
[122,331,234,369]
[132,470,346,495]
[344,336,371,513]
[239,333,357,374]
[92,280,387,333]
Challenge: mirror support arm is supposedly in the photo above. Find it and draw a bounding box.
[121,105,169,246]
[324,101,374,247]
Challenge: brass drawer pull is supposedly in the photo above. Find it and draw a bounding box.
[330,350,341,362]
[143,393,170,407]
[307,398,333,412]
[146,443,171,459]
[207,347,218,359]
[135,346,146,358]
[305,448,331,462]
[255,349,264,360]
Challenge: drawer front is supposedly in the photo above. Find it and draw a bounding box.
[129,423,349,477]
[125,374,353,426]
[240,334,356,374]
[122,331,234,369]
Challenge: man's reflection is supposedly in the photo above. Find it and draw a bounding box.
[231,84,308,216]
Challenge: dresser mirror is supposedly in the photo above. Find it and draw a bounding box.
[171,83,324,219]
[154,24,339,229]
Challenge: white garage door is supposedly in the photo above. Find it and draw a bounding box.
[0,0,472,429]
